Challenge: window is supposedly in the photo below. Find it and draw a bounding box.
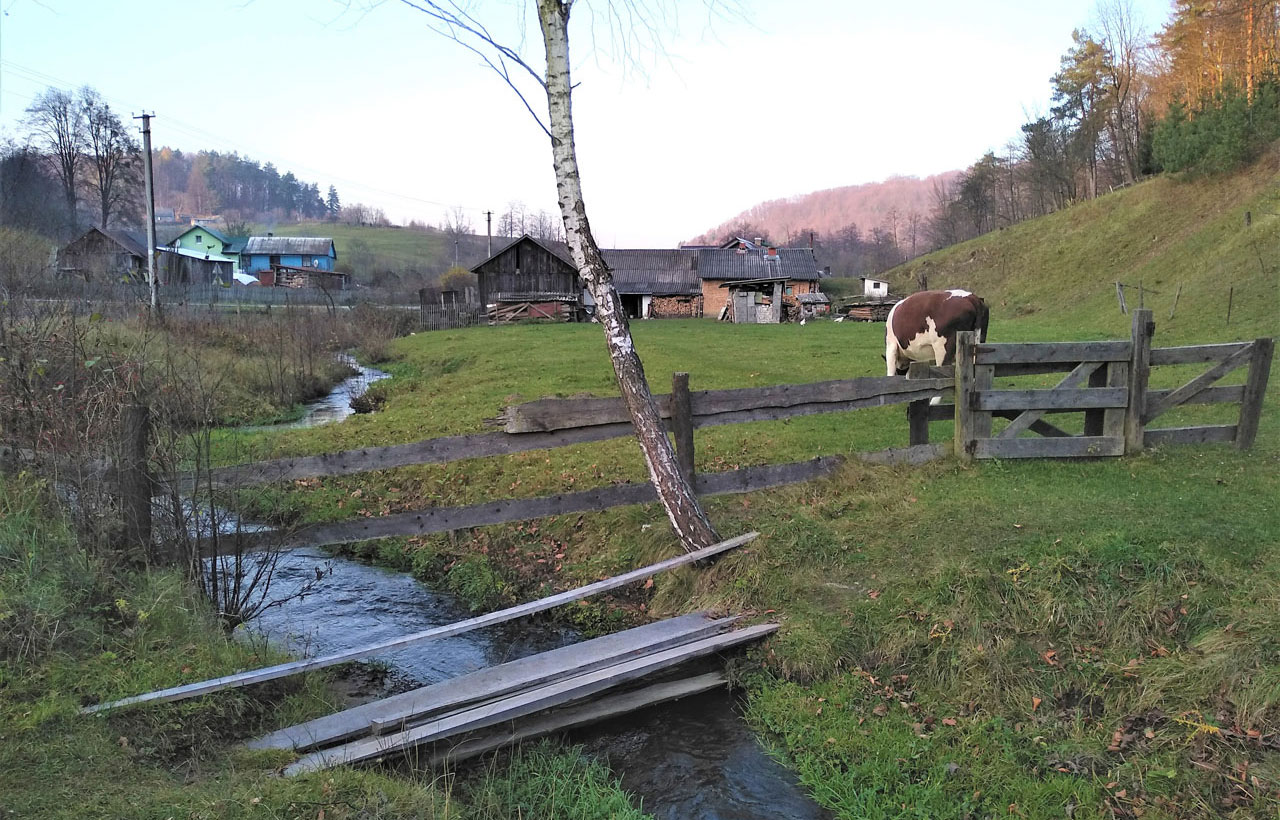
[195,234,203,245]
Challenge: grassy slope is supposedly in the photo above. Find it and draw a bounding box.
[263,222,453,275]
[231,157,1278,817]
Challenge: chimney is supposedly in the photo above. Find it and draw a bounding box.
[754,236,762,247]
[767,246,778,260]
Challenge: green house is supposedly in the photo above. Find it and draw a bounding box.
[168,225,248,270]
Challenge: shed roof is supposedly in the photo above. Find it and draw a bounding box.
[244,236,336,256]
[602,248,699,295]
[697,247,822,281]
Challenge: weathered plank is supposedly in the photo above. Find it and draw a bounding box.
[500,376,953,434]
[1144,425,1238,447]
[1125,310,1154,453]
[689,388,946,428]
[974,341,1131,365]
[973,436,1125,459]
[1142,343,1256,423]
[1003,362,1102,440]
[853,443,946,466]
[82,532,758,714]
[1236,338,1274,450]
[954,332,977,461]
[974,387,1128,412]
[1144,384,1245,406]
[250,612,736,752]
[181,423,637,492]
[1150,342,1253,366]
[282,623,779,776]
[426,672,726,769]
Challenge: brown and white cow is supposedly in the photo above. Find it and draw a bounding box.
[885,289,989,377]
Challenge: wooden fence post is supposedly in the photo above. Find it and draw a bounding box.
[954,331,977,461]
[905,361,931,445]
[119,404,153,562]
[671,372,696,484]
[1236,337,1274,450]
[1124,309,1154,453]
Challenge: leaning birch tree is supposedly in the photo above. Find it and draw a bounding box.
[396,0,720,551]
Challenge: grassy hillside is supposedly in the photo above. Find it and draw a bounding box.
[262,222,494,283]
[884,148,1280,344]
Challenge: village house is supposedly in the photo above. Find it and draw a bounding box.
[55,226,150,281]
[242,235,347,289]
[472,234,826,323]
[161,225,248,285]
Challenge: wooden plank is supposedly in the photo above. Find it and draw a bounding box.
[974,341,1131,365]
[282,623,779,776]
[82,532,759,714]
[973,364,994,441]
[1236,338,1274,450]
[690,387,946,428]
[500,376,953,434]
[1142,343,1256,423]
[854,443,946,466]
[1125,310,1154,453]
[1001,361,1102,440]
[1150,342,1252,366]
[1082,363,1108,437]
[973,436,1125,459]
[1144,425,1238,447]
[182,423,638,492]
[1145,385,1246,406]
[974,387,1128,411]
[1103,361,1129,440]
[671,372,696,483]
[249,612,736,752]
[993,411,1071,438]
[426,673,726,769]
[991,362,1097,377]
[954,332,977,461]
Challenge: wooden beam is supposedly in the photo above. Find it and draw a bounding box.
[974,387,1128,412]
[671,372,696,483]
[1001,361,1101,440]
[1144,425,1238,447]
[1142,343,1256,423]
[1236,338,1274,450]
[1125,309,1154,454]
[974,341,1131,365]
[249,612,737,752]
[282,623,779,776]
[82,532,758,714]
[426,673,726,770]
[954,331,977,461]
[1150,342,1253,366]
[1144,385,1245,406]
[973,436,1125,459]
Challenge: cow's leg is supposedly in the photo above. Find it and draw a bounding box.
[886,335,900,378]
[926,337,950,405]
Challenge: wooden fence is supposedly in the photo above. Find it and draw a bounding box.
[907,309,1272,460]
[105,307,1268,549]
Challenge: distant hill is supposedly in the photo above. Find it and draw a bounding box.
[879,148,1280,344]
[689,172,961,246]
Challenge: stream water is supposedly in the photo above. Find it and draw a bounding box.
[237,357,829,819]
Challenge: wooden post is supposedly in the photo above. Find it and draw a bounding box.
[1083,364,1107,437]
[1236,337,1274,450]
[671,372,696,485]
[119,404,153,562]
[1226,286,1234,326]
[905,361,931,445]
[954,331,977,461]
[1169,283,1182,320]
[973,360,994,444]
[1124,309,1154,453]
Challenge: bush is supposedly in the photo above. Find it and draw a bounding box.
[1152,82,1280,175]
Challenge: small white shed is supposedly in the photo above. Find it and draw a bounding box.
[860,277,891,299]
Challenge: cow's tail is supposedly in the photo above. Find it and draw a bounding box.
[975,298,990,343]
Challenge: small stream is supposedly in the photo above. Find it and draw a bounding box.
[234,356,828,819]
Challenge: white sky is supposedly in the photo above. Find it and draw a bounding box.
[0,0,1173,246]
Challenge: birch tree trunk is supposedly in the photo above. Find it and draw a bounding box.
[536,0,719,552]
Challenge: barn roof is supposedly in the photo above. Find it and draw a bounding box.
[243,236,336,256]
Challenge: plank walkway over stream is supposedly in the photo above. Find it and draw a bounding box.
[248,611,776,776]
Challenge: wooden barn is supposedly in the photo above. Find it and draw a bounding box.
[55,227,149,281]
[472,235,581,322]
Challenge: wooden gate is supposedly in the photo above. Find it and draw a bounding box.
[953,332,1131,459]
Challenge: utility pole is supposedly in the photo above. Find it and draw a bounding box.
[485,210,493,258]
[134,112,158,311]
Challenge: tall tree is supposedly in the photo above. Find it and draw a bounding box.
[80,89,142,228]
[1053,29,1112,199]
[23,87,84,233]
[400,0,720,551]
[326,185,341,218]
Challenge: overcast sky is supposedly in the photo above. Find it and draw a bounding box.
[0,0,1173,246]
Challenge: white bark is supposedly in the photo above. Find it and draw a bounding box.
[536,0,718,551]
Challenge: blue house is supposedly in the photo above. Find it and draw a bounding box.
[242,235,346,289]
